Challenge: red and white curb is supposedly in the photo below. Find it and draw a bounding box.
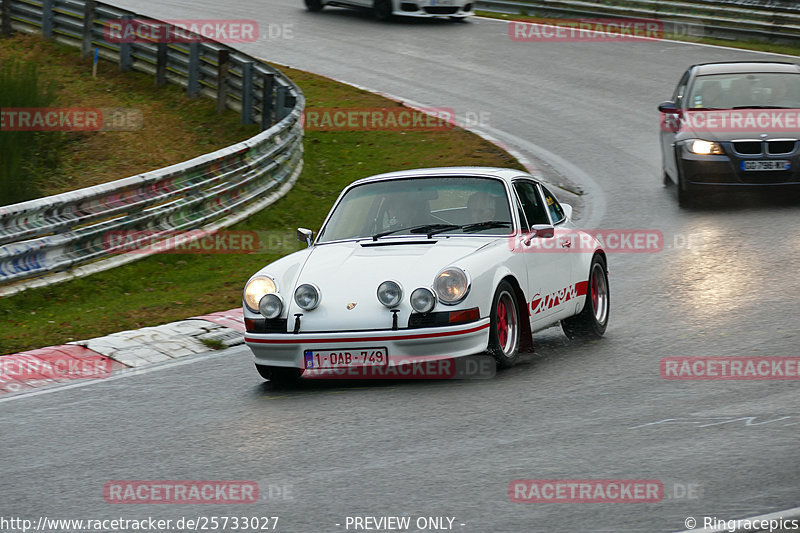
[0,308,245,396]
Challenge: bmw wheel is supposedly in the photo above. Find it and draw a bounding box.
[488,281,521,369]
[561,255,609,340]
[374,0,393,20]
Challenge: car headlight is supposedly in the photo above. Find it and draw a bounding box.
[294,283,321,310]
[686,139,724,155]
[410,287,437,313]
[258,293,283,319]
[377,280,403,308]
[434,267,470,305]
[244,276,277,313]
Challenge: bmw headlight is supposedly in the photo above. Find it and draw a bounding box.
[294,283,321,310]
[258,293,283,319]
[434,267,470,305]
[377,280,403,308]
[244,276,277,313]
[686,139,724,155]
[410,287,436,313]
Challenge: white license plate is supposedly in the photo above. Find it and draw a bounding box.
[431,0,457,5]
[741,160,790,171]
[304,348,388,369]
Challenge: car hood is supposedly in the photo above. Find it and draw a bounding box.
[679,109,800,142]
[287,236,495,331]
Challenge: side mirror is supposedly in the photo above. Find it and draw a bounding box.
[561,203,573,222]
[531,224,555,239]
[297,227,313,247]
[658,101,678,113]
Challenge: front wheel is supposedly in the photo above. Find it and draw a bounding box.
[488,281,521,369]
[256,365,302,384]
[304,0,324,12]
[374,0,393,20]
[561,256,609,340]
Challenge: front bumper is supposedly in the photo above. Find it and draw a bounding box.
[394,1,474,17]
[245,318,490,369]
[679,143,800,187]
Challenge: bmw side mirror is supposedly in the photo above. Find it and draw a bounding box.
[297,227,313,247]
[658,101,678,113]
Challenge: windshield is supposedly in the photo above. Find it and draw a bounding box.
[687,72,800,109]
[317,176,513,243]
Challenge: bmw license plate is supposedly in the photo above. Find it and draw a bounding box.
[741,160,790,171]
[431,0,457,5]
[304,348,388,369]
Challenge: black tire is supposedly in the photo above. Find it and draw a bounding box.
[663,172,672,187]
[374,0,393,20]
[488,281,521,369]
[677,173,694,207]
[304,0,324,12]
[561,255,609,340]
[256,365,302,384]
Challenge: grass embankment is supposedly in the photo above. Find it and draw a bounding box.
[477,11,800,57]
[0,38,522,354]
[0,32,261,203]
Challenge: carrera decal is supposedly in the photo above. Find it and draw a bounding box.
[530,281,588,315]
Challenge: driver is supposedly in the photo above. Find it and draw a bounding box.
[467,192,496,224]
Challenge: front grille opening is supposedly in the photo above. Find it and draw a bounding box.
[732,141,762,155]
[767,140,797,155]
[400,2,418,11]
[424,6,459,14]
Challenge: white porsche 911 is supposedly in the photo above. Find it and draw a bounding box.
[243,167,609,383]
[304,0,474,21]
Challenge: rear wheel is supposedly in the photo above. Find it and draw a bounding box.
[374,0,393,20]
[488,281,521,369]
[256,365,302,384]
[304,0,324,11]
[561,255,609,340]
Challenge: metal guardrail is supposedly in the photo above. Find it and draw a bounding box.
[0,0,304,295]
[476,0,800,45]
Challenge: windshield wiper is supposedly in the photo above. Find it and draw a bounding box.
[462,220,512,233]
[732,105,792,109]
[372,224,459,241]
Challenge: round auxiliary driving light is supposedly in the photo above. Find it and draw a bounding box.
[410,287,436,313]
[259,293,283,319]
[377,280,403,308]
[294,283,321,310]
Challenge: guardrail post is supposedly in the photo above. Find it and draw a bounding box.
[276,85,288,121]
[187,42,200,97]
[216,49,230,114]
[155,42,167,86]
[119,14,132,71]
[2,0,12,37]
[261,73,274,131]
[241,61,254,125]
[42,0,54,39]
[81,1,96,58]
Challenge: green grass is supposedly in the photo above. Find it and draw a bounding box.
[0,62,523,354]
[0,60,57,205]
[477,11,800,57]
[0,33,260,197]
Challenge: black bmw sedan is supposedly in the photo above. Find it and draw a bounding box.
[658,61,800,206]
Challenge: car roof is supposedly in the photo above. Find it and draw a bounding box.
[690,61,800,76]
[349,166,533,187]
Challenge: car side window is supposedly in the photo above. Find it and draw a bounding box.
[673,70,691,108]
[540,185,565,225]
[512,181,549,226]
